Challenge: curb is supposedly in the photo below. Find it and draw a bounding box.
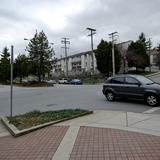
[1,111,93,137]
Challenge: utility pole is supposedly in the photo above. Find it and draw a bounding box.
[109,32,118,76]
[61,38,70,78]
[60,55,62,74]
[86,27,96,74]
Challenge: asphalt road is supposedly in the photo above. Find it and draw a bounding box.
[0,83,152,116]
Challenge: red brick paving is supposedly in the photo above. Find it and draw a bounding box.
[70,127,160,160]
[0,126,68,160]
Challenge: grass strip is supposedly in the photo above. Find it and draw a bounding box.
[8,109,90,130]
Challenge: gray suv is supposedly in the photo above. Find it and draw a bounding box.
[102,74,160,106]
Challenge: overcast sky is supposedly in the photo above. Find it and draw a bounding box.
[0,0,160,58]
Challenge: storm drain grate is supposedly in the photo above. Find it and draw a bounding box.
[46,103,57,107]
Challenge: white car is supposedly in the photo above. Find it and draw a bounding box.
[58,78,69,84]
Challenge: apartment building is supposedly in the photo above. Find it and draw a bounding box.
[53,51,97,76]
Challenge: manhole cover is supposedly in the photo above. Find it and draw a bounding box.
[46,104,57,107]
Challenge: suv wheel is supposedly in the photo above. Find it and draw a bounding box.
[105,91,115,101]
[145,94,158,106]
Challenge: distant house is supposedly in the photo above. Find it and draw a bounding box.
[116,40,132,73]
[117,41,159,72]
[150,48,158,66]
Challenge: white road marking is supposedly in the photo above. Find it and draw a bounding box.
[143,107,160,114]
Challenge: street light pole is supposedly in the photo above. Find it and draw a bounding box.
[146,38,152,72]
[10,45,14,117]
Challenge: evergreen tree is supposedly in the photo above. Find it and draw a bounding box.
[138,32,147,47]
[95,39,121,76]
[126,33,149,71]
[27,30,54,82]
[14,54,29,82]
[0,47,10,83]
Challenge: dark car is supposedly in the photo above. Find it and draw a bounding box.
[102,74,160,106]
[70,79,83,85]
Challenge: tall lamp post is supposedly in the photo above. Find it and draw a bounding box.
[146,38,152,72]
[10,45,14,117]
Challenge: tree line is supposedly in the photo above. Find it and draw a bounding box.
[0,32,160,84]
[0,30,55,84]
[95,32,160,76]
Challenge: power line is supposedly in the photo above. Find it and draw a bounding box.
[61,38,70,78]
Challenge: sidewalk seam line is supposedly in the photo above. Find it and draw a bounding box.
[128,117,152,127]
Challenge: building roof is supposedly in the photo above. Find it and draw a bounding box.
[57,40,132,61]
[59,51,92,61]
[116,40,132,46]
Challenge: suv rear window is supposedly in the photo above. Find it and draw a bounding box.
[125,77,139,85]
[110,77,124,84]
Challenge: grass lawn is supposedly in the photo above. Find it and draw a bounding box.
[8,109,91,130]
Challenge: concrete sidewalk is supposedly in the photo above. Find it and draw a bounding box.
[0,120,10,137]
[0,110,160,160]
[56,110,160,136]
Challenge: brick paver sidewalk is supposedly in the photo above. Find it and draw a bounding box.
[1,125,160,160]
[0,126,68,160]
[70,127,160,160]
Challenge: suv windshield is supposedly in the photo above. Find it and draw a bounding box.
[135,75,154,85]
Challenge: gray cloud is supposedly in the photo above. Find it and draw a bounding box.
[0,0,160,58]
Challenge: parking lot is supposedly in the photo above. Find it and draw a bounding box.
[0,84,154,116]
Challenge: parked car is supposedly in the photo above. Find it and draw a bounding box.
[45,80,56,86]
[22,79,28,83]
[70,79,83,85]
[27,80,38,84]
[58,78,69,84]
[102,74,160,106]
